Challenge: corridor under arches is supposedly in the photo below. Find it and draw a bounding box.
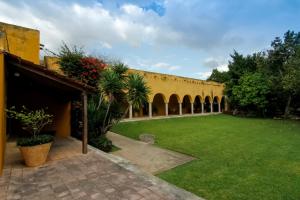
[204,96,212,113]
[152,93,166,116]
[194,96,203,113]
[168,94,180,115]
[213,96,220,113]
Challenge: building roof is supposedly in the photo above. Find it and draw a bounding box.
[2,51,97,93]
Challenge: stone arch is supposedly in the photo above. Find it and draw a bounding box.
[213,96,220,113]
[152,93,166,116]
[194,95,202,113]
[182,95,192,114]
[204,96,212,113]
[168,94,180,115]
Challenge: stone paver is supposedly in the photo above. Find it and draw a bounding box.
[107,132,195,174]
[0,138,203,200]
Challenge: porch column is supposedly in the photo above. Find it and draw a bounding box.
[179,103,182,115]
[165,103,168,116]
[129,103,133,119]
[149,102,152,118]
[82,92,88,154]
[210,102,213,113]
[201,103,204,114]
[218,102,221,113]
[191,103,194,114]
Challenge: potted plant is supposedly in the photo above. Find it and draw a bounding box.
[7,106,54,167]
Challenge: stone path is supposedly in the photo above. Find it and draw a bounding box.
[107,132,195,174]
[0,138,203,200]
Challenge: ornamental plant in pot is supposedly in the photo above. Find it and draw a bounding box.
[7,106,54,167]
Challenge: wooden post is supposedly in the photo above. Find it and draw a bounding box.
[82,92,88,154]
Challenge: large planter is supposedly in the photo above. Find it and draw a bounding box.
[19,142,52,167]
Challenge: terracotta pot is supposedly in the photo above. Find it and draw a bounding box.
[19,142,52,167]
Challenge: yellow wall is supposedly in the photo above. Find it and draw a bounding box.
[0,22,40,64]
[128,69,225,104]
[0,53,6,175]
[44,56,63,74]
[55,102,71,138]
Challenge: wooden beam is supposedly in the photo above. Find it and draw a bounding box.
[8,61,95,93]
[82,92,88,154]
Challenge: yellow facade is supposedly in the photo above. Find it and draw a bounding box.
[0,22,40,64]
[129,69,224,103]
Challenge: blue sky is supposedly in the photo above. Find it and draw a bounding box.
[0,0,300,79]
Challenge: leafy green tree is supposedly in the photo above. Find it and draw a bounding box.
[281,47,300,117]
[207,69,229,83]
[232,73,270,115]
[58,43,84,78]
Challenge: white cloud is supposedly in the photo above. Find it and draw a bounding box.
[152,62,180,71]
[196,71,212,80]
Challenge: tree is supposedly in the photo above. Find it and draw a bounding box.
[207,69,229,83]
[281,47,300,117]
[267,31,300,117]
[58,43,106,87]
[88,63,150,137]
[232,73,270,115]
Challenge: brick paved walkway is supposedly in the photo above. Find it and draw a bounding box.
[0,138,202,200]
[107,132,195,174]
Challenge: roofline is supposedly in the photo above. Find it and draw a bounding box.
[3,51,97,93]
[0,21,39,32]
[128,68,224,86]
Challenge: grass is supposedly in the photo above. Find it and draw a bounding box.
[112,114,300,200]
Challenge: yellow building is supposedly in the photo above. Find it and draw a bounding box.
[0,22,226,175]
[0,22,92,175]
[127,69,226,119]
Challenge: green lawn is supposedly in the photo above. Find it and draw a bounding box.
[112,115,300,200]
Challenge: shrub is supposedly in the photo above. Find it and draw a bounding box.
[6,106,54,146]
[17,134,54,146]
[89,135,113,152]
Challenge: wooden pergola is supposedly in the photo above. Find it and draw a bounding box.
[5,53,96,154]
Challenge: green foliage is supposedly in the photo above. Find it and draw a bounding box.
[88,62,150,142]
[207,69,229,83]
[127,74,150,109]
[223,30,300,117]
[17,134,53,147]
[6,106,53,138]
[58,43,84,78]
[89,135,113,152]
[58,43,106,87]
[232,73,270,114]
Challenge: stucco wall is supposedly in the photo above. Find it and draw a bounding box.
[0,22,40,64]
[128,69,225,103]
[0,53,6,175]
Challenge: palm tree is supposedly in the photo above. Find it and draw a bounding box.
[126,73,150,112]
[89,63,150,136]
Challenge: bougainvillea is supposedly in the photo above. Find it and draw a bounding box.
[80,57,107,86]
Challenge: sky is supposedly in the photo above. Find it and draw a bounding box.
[0,0,300,80]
